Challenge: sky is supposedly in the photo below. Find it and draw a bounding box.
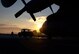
[0,0,59,34]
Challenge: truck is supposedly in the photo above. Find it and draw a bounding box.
[18,29,33,38]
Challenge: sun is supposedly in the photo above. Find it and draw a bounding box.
[34,16,46,32]
[37,24,42,29]
[27,16,46,32]
[35,22,43,32]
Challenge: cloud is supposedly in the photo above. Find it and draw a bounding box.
[0,24,7,26]
[0,23,18,27]
[0,24,21,33]
[27,16,47,30]
[0,23,20,30]
[0,27,21,34]
[28,16,47,22]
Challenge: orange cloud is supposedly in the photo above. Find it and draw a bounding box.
[28,16,47,32]
[0,24,20,34]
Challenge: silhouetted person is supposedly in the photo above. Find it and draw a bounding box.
[18,32,22,37]
[11,31,14,36]
[40,0,79,38]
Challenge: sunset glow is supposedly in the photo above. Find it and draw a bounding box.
[0,16,46,34]
[29,16,46,32]
[0,0,59,34]
[35,16,46,32]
